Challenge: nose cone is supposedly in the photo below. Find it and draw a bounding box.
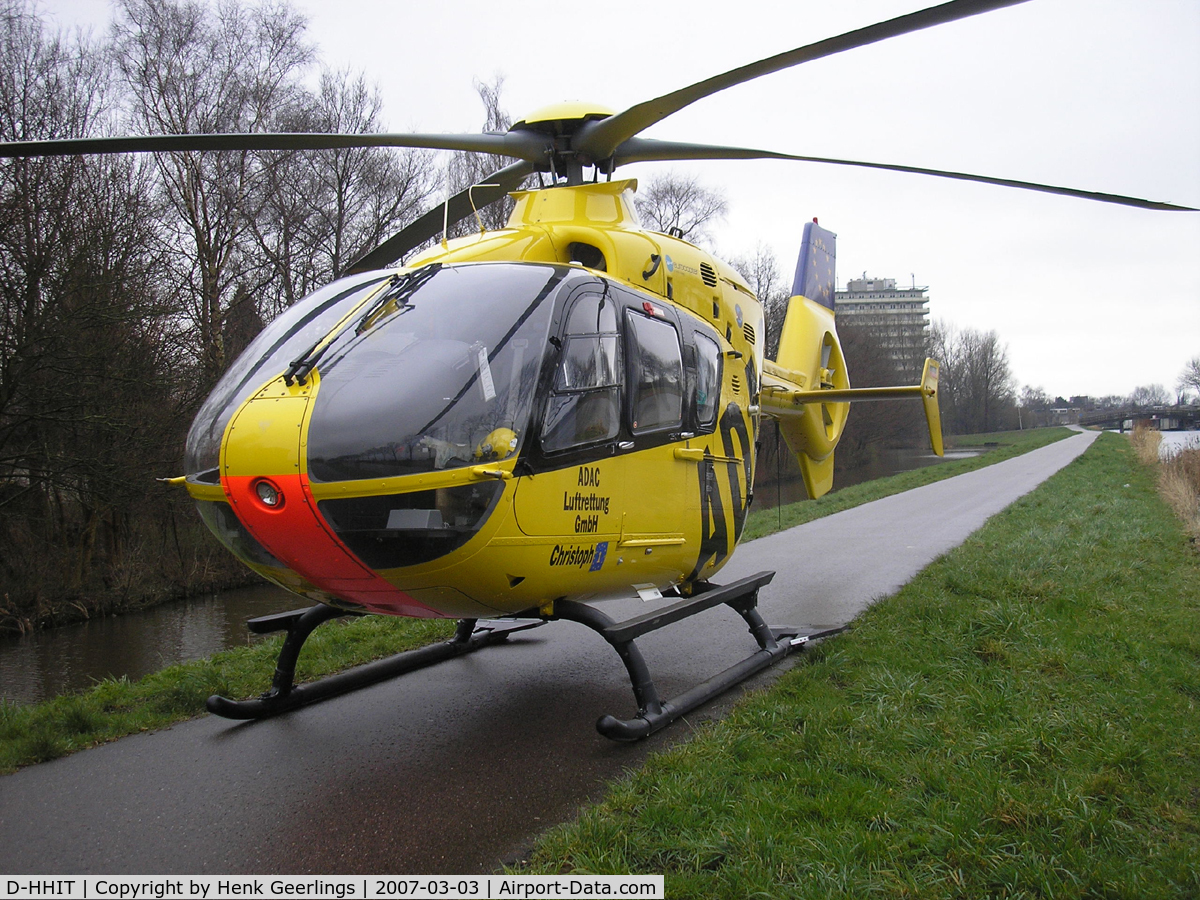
[219,374,444,618]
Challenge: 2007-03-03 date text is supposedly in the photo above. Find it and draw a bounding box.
[374,881,481,897]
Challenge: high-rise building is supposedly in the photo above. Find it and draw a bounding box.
[834,276,930,379]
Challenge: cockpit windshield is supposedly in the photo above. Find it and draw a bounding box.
[185,270,392,478]
[305,263,567,482]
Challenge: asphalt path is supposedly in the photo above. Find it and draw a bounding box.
[0,430,1097,875]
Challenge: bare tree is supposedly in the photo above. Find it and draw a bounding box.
[928,320,1016,434]
[1,1,121,490]
[1129,383,1170,409]
[110,0,313,384]
[1017,384,1053,428]
[438,75,527,240]
[727,243,788,359]
[1177,355,1200,403]
[249,67,438,319]
[0,2,189,621]
[634,171,727,247]
[0,0,444,630]
[1019,385,1051,409]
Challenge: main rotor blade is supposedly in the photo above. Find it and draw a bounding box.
[611,138,1198,212]
[575,0,1030,161]
[0,131,549,161]
[343,160,537,274]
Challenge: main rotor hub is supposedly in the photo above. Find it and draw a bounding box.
[510,103,618,181]
[511,102,615,134]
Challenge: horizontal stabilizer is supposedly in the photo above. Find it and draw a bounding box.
[762,357,944,457]
[763,275,941,499]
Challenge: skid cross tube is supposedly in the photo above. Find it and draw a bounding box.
[206,605,541,720]
[548,570,794,741]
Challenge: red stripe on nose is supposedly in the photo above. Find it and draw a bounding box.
[224,473,446,618]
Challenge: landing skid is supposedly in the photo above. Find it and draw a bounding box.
[205,608,542,720]
[550,570,843,741]
[207,570,843,739]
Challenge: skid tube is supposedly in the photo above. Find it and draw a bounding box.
[206,604,542,720]
[547,570,844,741]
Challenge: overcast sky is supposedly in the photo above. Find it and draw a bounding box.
[46,0,1200,401]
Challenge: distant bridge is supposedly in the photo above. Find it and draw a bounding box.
[1077,405,1200,431]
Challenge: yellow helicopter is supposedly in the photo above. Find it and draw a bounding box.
[3,0,1193,739]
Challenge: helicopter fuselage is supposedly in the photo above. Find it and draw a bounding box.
[179,180,846,619]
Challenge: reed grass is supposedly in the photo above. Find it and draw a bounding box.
[1139,427,1200,541]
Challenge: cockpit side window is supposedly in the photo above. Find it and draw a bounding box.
[541,291,622,453]
[625,310,683,434]
[692,330,721,430]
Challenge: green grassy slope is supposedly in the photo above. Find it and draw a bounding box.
[525,433,1200,898]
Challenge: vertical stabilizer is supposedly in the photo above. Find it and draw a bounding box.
[791,220,837,309]
[764,220,942,502]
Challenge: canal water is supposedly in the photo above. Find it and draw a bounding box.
[1158,430,1200,458]
[0,441,1007,707]
[0,583,295,706]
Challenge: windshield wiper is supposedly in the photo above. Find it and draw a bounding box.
[284,264,441,386]
[353,263,438,335]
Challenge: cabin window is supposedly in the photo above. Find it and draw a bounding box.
[541,291,622,452]
[564,288,618,333]
[625,310,683,434]
[693,331,721,428]
[556,334,621,391]
[317,482,503,569]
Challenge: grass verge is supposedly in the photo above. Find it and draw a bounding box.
[0,616,455,774]
[523,432,1200,897]
[0,426,1073,775]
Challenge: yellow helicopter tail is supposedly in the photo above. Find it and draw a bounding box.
[761,329,944,499]
[760,292,850,500]
[758,220,942,499]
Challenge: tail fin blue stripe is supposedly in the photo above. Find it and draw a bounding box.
[791,220,837,310]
